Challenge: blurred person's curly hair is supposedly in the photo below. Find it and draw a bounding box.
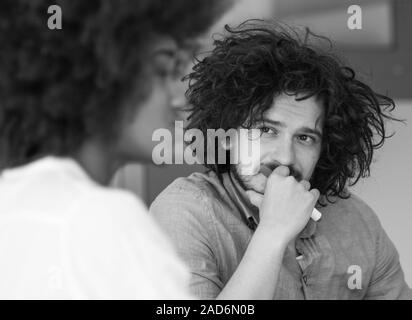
[0,0,229,169]
[185,20,399,205]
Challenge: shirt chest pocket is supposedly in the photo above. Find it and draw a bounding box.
[297,235,371,299]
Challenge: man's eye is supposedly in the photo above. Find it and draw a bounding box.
[260,127,276,134]
[298,135,314,143]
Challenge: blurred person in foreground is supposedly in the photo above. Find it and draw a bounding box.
[150,20,412,299]
[0,0,229,299]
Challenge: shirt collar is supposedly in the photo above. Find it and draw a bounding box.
[221,171,317,239]
[222,171,260,228]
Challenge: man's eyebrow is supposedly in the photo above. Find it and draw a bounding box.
[256,118,323,138]
[300,127,323,139]
[257,119,286,128]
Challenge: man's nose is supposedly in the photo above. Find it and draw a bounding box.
[271,139,296,167]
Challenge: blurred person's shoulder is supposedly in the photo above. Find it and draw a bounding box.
[72,177,148,223]
[64,167,193,299]
[0,157,192,299]
[64,168,169,251]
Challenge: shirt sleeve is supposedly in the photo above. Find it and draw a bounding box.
[150,186,223,299]
[365,216,412,300]
[64,191,192,299]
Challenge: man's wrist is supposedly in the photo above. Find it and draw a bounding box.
[253,225,289,253]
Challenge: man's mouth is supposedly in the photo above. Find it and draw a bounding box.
[259,164,275,178]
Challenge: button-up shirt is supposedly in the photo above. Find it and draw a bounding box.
[150,170,412,299]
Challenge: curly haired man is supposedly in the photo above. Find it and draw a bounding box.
[151,21,412,300]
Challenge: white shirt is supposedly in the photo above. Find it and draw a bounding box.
[0,157,192,299]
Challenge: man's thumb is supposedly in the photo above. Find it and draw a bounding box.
[245,190,263,209]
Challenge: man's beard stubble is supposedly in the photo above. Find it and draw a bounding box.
[230,163,304,193]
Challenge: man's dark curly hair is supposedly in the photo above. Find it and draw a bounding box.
[185,20,399,205]
[0,0,229,169]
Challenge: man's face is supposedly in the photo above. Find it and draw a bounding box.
[233,93,324,193]
[117,35,193,163]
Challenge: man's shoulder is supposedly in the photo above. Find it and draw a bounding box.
[152,170,225,205]
[150,170,227,225]
[321,192,381,234]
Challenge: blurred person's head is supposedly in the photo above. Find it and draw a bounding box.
[185,20,398,205]
[0,0,230,183]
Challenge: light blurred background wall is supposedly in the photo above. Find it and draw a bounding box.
[114,0,412,286]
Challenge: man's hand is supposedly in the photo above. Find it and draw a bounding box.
[245,166,319,246]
